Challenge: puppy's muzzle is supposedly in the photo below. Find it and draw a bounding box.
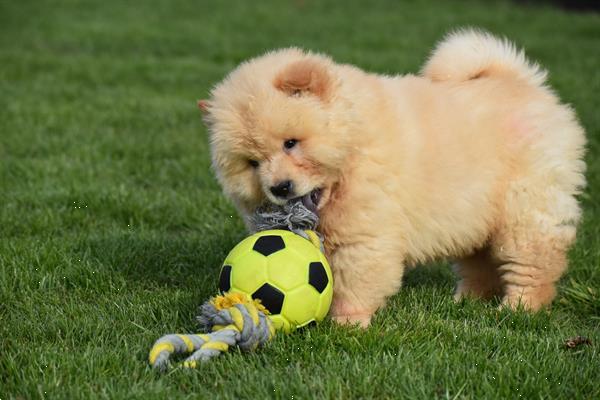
[270,180,294,199]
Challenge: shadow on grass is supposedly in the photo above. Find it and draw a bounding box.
[402,262,456,289]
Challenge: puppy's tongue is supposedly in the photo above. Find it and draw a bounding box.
[300,188,322,213]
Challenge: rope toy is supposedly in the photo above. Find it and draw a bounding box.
[149,199,324,370]
[149,292,275,370]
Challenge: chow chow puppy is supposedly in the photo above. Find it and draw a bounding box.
[200,30,586,327]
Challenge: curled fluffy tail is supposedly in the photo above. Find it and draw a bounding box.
[422,29,547,86]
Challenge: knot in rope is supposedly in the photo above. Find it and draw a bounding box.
[249,199,325,251]
[149,293,275,371]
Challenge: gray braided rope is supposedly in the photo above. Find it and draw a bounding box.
[196,302,273,351]
[150,301,273,371]
[249,199,323,249]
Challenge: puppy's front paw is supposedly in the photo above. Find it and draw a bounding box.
[330,299,374,328]
[332,313,372,328]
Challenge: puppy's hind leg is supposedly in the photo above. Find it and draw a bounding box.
[491,184,580,311]
[494,234,569,311]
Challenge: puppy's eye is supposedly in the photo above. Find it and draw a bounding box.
[248,159,259,168]
[284,139,298,150]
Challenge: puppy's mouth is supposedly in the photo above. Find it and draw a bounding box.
[298,188,323,213]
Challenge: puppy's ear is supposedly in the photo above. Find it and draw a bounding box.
[197,100,214,130]
[197,99,211,113]
[274,59,333,101]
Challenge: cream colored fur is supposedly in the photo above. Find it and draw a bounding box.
[202,29,586,327]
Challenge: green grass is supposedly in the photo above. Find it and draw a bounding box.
[1,0,599,398]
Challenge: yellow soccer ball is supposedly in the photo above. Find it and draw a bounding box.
[218,230,333,332]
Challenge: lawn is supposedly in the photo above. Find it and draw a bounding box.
[1,0,599,398]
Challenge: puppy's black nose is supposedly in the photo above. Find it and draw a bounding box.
[270,180,293,198]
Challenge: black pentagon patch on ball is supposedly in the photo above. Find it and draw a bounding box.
[252,283,284,314]
[252,235,285,256]
[309,262,328,293]
[218,265,232,293]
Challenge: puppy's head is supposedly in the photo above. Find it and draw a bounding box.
[202,49,353,217]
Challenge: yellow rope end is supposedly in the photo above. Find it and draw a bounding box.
[149,342,174,365]
[211,292,270,315]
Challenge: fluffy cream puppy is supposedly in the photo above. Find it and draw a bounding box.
[201,30,586,326]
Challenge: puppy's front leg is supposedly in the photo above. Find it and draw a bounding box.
[328,240,405,327]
